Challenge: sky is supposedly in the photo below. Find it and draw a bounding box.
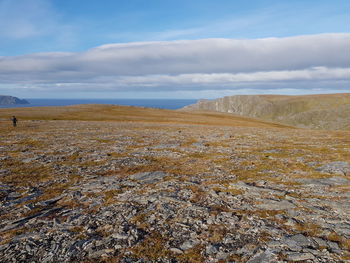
[0,0,350,99]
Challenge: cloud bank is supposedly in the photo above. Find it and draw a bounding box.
[1,33,350,96]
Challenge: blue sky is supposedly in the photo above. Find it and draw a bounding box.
[0,0,350,98]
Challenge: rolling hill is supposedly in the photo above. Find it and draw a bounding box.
[181,93,350,130]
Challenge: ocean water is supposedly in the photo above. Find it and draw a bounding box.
[0,98,198,110]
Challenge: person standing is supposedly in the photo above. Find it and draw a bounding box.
[11,116,17,127]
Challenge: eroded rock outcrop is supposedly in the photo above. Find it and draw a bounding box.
[182,93,350,130]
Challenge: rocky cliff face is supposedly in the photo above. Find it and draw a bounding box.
[0,95,29,105]
[182,93,350,130]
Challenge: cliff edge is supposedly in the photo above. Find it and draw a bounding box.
[181,93,350,130]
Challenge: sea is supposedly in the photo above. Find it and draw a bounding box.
[0,98,198,110]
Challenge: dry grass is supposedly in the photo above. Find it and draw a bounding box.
[293,222,323,237]
[0,104,291,128]
[1,159,54,187]
[211,186,244,196]
[130,232,170,260]
[0,227,29,245]
[341,238,350,251]
[175,244,205,263]
[103,189,123,205]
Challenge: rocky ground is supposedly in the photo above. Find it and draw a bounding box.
[0,120,350,262]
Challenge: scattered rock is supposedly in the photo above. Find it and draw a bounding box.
[0,120,349,262]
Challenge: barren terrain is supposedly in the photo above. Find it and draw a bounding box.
[0,105,350,262]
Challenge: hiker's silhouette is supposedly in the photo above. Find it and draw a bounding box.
[12,116,17,127]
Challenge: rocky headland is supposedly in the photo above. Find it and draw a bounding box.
[0,105,349,262]
[0,96,29,105]
[181,93,350,130]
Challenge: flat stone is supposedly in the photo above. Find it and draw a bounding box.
[315,161,350,175]
[298,176,349,186]
[312,237,328,249]
[334,226,350,236]
[281,234,315,251]
[153,144,179,149]
[111,233,128,240]
[256,199,295,210]
[216,251,228,260]
[283,239,302,252]
[89,249,109,258]
[247,249,277,263]
[327,241,340,252]
[267,240,282,248]
[192,142,207,147]
[22,158,38,163]
[180,240,198,250]
[286,252,315,261]
[129,171,167,184]
[170,248,183,254]
[302,248,323,257]
[289,234,313,248]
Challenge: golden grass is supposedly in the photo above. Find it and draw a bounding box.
[293,222,323,237]
[0,227,29,245]
[211,186,244,196]
[130,232,170,260]
[175,244,205,263]
[1,159,54,187]
[103,189,123,205]
[341,238,350,251]
[0,104,291,128]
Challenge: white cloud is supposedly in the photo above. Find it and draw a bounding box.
[0,34,350,95]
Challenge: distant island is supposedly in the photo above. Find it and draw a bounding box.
[0,95,29,105]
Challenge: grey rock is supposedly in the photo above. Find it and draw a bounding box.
[315,161,350,175]
[205,244,218,254]
[283,238,302,252]
[298,176,349,186]
[334,225,350,237]
[286,252,315,261]
[247,249,277,263]
[153,144,179,149]
[289,234,313,248]
[170,248,183,254]
[302,248,323,257]
[312,237,328,249]
[216,251,228,260]
[129,171,168,184]
[327,241,340,253]
[22,158,38,164]
[192,142,207,148]
[256,199,295,210]
[180,240,198,250]
[262,149,282,153]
